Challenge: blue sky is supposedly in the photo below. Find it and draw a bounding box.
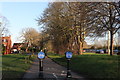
[0,2,101,45]
[1,2,117,45]
[1,2,48,44]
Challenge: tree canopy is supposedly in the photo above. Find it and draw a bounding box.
[37,2,120,55]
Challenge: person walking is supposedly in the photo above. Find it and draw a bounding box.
[44,48,47,57]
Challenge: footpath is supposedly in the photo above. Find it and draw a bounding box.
[23,56,86,80]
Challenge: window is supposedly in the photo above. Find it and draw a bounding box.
[2,39,8,42]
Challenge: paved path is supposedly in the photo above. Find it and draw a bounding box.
[23,56,86,80]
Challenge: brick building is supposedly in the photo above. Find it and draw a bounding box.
[11,43,24,53]
[2,36,12,55]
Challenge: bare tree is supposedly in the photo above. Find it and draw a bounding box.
[37,2,120,55]
[88,2,120,55]
[0,15,9,36]
[37,2,92,54]
[20,27,40,52]
[0,15,10,54]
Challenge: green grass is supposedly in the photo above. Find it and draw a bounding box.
[48,53,120,79]
[2,54,36,79]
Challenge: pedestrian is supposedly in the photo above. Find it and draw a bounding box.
[40,50,43,52]
[44,48,47,56]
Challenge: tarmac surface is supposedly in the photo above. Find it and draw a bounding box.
[23,56,86,80]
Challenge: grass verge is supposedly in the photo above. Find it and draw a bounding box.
[48,53,120,79]
[2,54,36,79]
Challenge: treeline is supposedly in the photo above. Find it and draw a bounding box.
[90,45,120,50]
[36,2,120,55]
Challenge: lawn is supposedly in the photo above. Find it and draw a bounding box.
[2,54,36,79]
[48,53,120,79]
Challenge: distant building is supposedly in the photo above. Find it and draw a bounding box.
[11,43,24,53]
[2,36,12,55]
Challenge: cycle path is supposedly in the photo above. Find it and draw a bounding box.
[23,57,86,80]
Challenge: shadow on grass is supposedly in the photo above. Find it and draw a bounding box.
[2,70,24,79]
[2,54,35,80]
[50,55,119,80]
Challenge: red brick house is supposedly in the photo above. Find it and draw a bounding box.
[2,36,12,55]
[11,43,24,53]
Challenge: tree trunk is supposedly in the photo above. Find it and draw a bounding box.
[78,36,83,55]
[26,43,30,53]
[109,5,114,56]
[79,41,83,55]
[110,30,114,56]
[108,31,110,55]
[26,47,29,52]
